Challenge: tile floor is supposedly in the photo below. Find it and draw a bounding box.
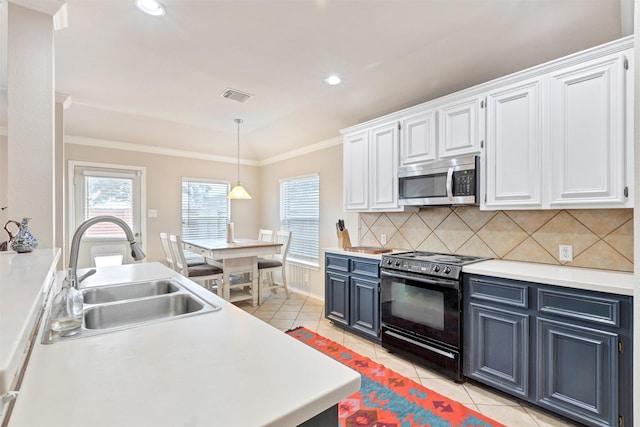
[236,290,580,427]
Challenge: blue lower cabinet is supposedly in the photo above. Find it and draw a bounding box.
[467,303,529,398]
[350,276,380,338]
[464,274,633,427]
[325,253,381,342]
[325,270,349,326]
[536,318,619,427]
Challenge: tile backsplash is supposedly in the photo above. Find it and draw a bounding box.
[359,208,634,272]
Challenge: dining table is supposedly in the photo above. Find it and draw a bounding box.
[181,238,282,306]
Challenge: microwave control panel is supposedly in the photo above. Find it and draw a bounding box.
[453,170,475,196]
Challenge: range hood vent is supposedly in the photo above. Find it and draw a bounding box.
[221,88,253,103]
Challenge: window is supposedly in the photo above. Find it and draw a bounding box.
[280,174,320,264]
[181,178,230,240]
[83,175,134,238]
[71,164,143,240]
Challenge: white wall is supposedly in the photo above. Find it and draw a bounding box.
[65,143,261,265]
[259,141,357,299]
[6,3,55,247]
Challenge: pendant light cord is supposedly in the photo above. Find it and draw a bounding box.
[235,118,243,184]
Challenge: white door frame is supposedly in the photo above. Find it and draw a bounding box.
[67,160,147,263]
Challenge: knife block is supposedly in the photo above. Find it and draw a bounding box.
[337,229,352,249]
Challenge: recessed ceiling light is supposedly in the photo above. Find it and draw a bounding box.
[324,75,342,86]
[135,0,166,16]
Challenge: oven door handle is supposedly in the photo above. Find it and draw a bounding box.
[381,270,459,289]
[446,167,454,202]
[384,330,456,359]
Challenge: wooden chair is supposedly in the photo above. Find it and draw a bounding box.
[169,234,223,293]
[160,232,177,270]
[258,230,291,304]
[258,229,274,242]
[161,232,207,271]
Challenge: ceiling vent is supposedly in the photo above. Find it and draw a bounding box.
[221,88,253,103]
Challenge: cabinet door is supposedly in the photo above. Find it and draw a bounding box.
[350,276,379,339]
[536,318,618,427]
[484,79,543,209]
[400,110,436,166]
[343,131,369,211]
[466,303,529,398]
[325,271,350,326]
[548,53,628,208]
[438,96,483,158]
[369,121,400,210]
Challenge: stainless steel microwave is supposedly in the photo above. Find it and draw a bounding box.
[398,155,479,206]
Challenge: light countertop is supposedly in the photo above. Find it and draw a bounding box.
[0,249,60,396]
[324,248,635,296]
[463,259,635,296]
[8,262,360,427]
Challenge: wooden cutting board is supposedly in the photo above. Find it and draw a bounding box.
[343,246,392,254]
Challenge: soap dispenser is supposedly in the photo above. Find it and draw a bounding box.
[50,270,84,336]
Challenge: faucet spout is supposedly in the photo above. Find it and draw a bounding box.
[67,216,146,287]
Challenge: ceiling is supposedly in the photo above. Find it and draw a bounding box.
[46,0,632,162]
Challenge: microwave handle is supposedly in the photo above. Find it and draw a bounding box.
[446,167,454,201]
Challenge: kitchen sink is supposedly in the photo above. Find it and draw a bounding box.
[84,294,204,330]
[42,276,221,344]
[82,279,180,304]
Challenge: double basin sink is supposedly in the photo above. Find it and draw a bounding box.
[42,276,221,344]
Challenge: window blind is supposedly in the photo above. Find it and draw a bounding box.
[182,179,230,240]
[280,174,320,263]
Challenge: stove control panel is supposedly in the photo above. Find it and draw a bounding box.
[381,256,462,279]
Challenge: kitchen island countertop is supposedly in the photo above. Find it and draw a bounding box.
[8,262,360,427]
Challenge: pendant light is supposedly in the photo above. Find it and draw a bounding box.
[227,118,252,199]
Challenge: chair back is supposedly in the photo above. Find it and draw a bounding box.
[273,230,291,263]
[169,234,189,275]
[90,244,126,267]
[258,229,274,242]
[160,232,176,270]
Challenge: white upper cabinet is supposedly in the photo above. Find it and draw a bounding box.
[369,121,400,210]
[438,96,484,158]
[343,130,369,211]
[548,52,630,208]
[342,36,633,212]
[482,45,633,210]
[484,78,543,209]
[399,110,436,167]
[343,120,406,212]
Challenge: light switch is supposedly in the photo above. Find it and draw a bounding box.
[148,209,158,218]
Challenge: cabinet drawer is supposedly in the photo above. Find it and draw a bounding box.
[538,288,620,327]
[468,276,528,308]
[325,255,349,272]
[351,258,379,278]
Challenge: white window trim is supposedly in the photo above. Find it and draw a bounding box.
[280,172,320,267]
[181,177,232,240]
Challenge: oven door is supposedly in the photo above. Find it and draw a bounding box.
[380,269,460,348]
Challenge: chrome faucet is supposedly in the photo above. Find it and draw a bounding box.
[66,216,146,288]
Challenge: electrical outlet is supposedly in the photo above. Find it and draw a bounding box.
[380,234,387,245]
[148,209,158,218]
[559,245,573,262]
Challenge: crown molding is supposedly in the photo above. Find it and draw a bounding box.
[65,134,260,167]
[65,133,342,167]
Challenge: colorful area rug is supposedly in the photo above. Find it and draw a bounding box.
[287,327,504,427]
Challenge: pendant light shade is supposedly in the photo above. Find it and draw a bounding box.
[228,118,252,199]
